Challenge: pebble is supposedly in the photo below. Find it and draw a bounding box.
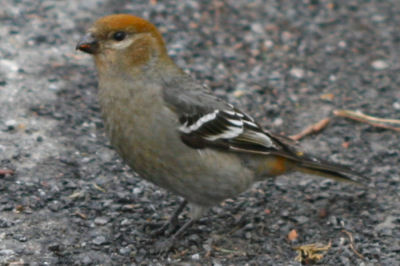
[233,90,246,98]
[371,60,389,70]
[5,120,17,130]
[264,40,274,49]
[212,260,223,266]
[48,83,59,91]
[338,40,347,48]
[294,215,309,224]
[251,23,264,34]
[82,255,92,265]
[119,246,131,255]
[0,59,19,72]
[375,216,397,231]
[290,67,305,79]
[94,217,109,225]
[0,249,15,256]
[92,236,107,245]
[272,117,283,127]
[191,253,200,260]
[120,218,131,226]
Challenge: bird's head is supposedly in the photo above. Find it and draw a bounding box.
[77,14,170,72]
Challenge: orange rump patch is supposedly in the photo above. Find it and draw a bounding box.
[260,156,288,176]
[270,157,287,175]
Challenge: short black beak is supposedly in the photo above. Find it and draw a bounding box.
[76,33,99,54]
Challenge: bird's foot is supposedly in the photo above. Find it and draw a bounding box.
[148,200,188,237]
[152,218,195,254]
[153,237,177,254]
[150,221,175,237]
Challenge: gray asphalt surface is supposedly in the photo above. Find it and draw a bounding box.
[1,0,399,265]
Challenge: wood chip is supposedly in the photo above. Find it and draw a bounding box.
[320,93,335,101]
[288,229,299,241]
[342,141,350,148]
[15,205,25,213]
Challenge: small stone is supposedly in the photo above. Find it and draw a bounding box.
[375,216,396,231]
[294,215,309,224]
[371,60,389,70]
[233,90,246,98]
[92,235,107,245]
[120,218,131,226]
[119,246,131,255]
[191,253,200,260]
[94,217,109,225]
[338,40,347,48]
[132,187,141,194]
[48,83,59,91]
[0,59,19,72]
[48,243,61,252]
[281,31,293,42]
[264,40,274,49]
[5,120,17,131]
[290,68,305,79]
[273,118,283,127]
[82,256,92,265]
[372,14,386,22]
[0,249,15,256]
[0,219,14,228]
[48,201,61,212]
[14,234,27,242]
[212,260,223,266]
[251,23,264,34]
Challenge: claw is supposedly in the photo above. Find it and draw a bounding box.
[149,200,188,237]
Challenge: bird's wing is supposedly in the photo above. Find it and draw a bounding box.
[162,83,297,158]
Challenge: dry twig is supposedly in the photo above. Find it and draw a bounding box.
[342,230,365,260]
[290,117,331,141]
[334,110,400,132]
[93,183,106,192]
[213,1,223,30]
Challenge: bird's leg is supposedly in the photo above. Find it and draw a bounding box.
[151,199,188,237]
[170,217,194,239]
[154,217,195,254]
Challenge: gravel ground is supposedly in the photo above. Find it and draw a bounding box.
[1,0,399,265]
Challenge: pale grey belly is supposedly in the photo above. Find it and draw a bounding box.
[126,142,255,207]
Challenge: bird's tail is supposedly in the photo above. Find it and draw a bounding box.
[293,156,365,186]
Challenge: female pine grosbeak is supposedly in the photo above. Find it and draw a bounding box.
[77,14,362,240]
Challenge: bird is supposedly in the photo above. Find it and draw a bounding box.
[76,14,362,248]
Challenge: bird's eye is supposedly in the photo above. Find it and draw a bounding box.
[113,31,126,41]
